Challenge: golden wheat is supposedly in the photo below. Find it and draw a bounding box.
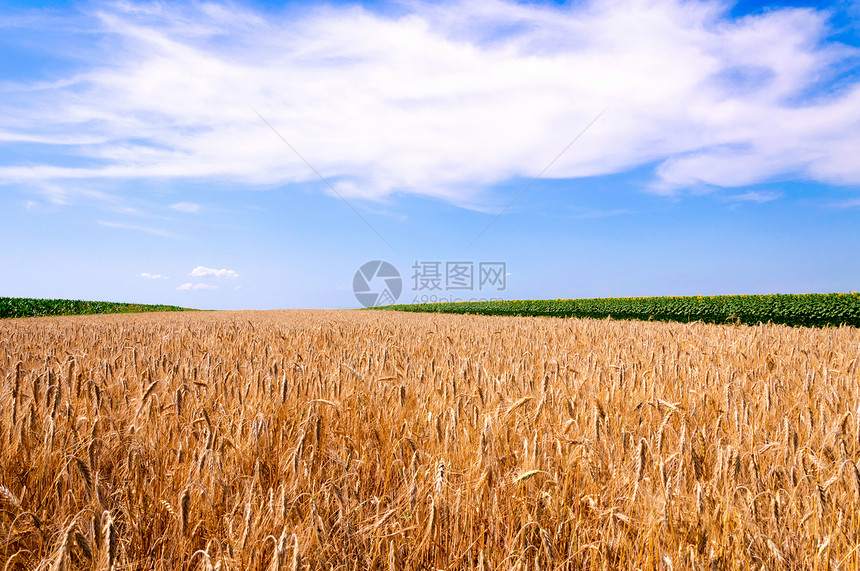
[1,309,859,569]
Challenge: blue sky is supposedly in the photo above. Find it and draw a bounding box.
[1,0,858,309]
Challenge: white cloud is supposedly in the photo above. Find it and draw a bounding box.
[140,272,169,279]
[170,201,201,213]
[0,0,858,205]
[177,282,218,291]
[190,265,239,278]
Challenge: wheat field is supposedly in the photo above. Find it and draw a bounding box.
[1,310,859,570]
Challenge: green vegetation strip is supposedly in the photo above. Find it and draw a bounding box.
[373,293,860,328]
[0,297,193,319]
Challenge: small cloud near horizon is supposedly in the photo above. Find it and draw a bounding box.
[191,266,239,278]
[140,272,169,279]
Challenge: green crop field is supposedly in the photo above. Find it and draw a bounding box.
[0,297,193,319]
[374,292,860,328]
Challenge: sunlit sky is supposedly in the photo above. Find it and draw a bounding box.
[1,0,858,309]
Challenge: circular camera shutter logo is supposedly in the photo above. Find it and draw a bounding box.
[353,260,402,307]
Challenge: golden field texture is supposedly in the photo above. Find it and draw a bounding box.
[1,310,860,570]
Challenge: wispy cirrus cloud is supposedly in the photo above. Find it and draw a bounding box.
[190,266,238,278]
[97,221,177,238]
[726,190,783,203]
[570,207,632,219]
[177,282,218,291]
[140,272,169,279]
[170,202,201,213]
[0,0,858,207]
[829,198,860,208]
